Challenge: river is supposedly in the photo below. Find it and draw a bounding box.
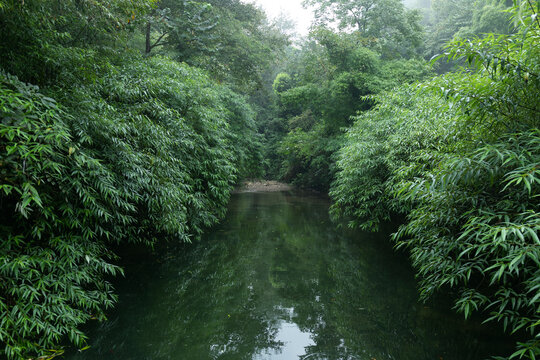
[66,191,514,360]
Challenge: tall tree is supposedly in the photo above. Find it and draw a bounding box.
[303,0,423,57]
[423,0,513,72]
[140,0,289,93]
[143,0,218,56]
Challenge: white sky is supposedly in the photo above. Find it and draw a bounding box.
[248,0,315,36]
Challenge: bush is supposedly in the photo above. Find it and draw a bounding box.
[331,1,540,357]
[0,54,261,359]
[0,73,128,359]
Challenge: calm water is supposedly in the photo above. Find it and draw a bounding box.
[66,191,514,360]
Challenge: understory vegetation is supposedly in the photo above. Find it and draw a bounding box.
[0,0,538,359]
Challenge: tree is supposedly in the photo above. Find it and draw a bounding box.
[303,0,423,57]
[262,23,431,190]
[145,0,218,56]
[142,0,290,93]
[423,0,513,72]
[0,0,264,358]
[0,0,155,85]
[331,1,540,358]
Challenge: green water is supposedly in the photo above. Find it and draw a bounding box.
[67,191,513,360]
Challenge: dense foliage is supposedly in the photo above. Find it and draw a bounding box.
[143,0,289,92]
[264,27,431,190]
[331,1,539,358]
[304,0,424,57]
[0,0,271,358]
[0,73,127,359]
[423,0,514,72]
[1,0,538,358]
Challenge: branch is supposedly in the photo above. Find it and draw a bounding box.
[150,31,168,50]
[526,0,540,29]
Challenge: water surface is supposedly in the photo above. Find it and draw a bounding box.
[67,191,513,360]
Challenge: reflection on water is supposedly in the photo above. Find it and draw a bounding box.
[66,192,514,360]
[254,316,315,360]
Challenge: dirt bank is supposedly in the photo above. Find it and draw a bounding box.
[234,180,293,193]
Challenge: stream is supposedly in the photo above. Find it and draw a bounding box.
[66,191,514,360]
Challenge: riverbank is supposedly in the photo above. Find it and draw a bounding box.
[234,180,293,193]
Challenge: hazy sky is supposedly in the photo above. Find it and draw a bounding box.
[248,0,314,36]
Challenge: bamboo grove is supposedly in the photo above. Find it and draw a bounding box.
[0,0,539,359]
[0,0,279,358]
[330,2,539,358]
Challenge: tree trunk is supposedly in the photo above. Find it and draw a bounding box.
[145,21,151,54]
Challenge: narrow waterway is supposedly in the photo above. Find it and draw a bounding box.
[67,191,514,360]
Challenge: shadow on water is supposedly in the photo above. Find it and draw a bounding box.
[65,191,515,360]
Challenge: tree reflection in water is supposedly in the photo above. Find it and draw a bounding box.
[66,192,514,360]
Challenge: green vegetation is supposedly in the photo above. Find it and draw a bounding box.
[0,0,283,358]
[1,0,538,358]
[330,1,539,358]
[265,29,431,189]
[259,0,538,358]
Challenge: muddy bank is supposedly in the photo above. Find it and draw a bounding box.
[233,180,293,193]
